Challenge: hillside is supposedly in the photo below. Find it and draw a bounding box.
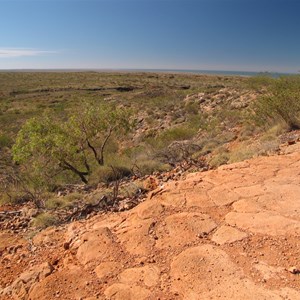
[1,141,300,299]
[1,72,278,211]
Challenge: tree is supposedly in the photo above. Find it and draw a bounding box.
[12,103,132,184]
[69,102,131,166]
[13,115,90,183]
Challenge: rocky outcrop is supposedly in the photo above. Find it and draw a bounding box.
[2,144,300,299]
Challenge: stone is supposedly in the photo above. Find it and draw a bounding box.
[115,216,155,256]
[225,211,300,236]
[211,225,248,245]
[170,245,300,299]
[1,262,53,299]
[134,200,165,220]
[76,227,120,264]
[95,262,122,280]
[156,212,217,249]
[104,283,151,300]
[118,265,160,287]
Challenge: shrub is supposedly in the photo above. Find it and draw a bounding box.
[146,126,198,150]
[200,139,221,155]
[45,193,82,209]
[32,212,58,229]
[12,102,132,184]
[228,143,257,163]
[133,159,170,176]
[209,152,229,168]
[0,134,12,148]
[253,76,300,130]
[90,165,132,185]
[0,193,14,205]
[247,74,274,91]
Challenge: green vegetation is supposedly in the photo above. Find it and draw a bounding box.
[253,75,300,130]
[32,212,58,229]
[0,134,12,148]
[1,71,299,210]
[12,102,131,184]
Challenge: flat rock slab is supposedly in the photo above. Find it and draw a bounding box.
[95,262,122,280]
[134,199,165,220]
[104,283,151,300]
[76,227,121,264]
[254,262,285,281]
[115,216,155,256]
[211,225,247,245]
[225,211,300,236]
[170,245,300,299]
[156,212,217,248]
[118,265,160,287]
[4,146,300,299]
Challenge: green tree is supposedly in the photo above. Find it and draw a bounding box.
[13,115,90,183]
[69,102,131,166]
[12,103,132,184]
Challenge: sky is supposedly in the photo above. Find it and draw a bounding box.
[0,0,300,72]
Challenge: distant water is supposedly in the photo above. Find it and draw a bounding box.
[121,69,292,78]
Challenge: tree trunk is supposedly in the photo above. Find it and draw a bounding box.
[86,127,114,166]
[61,160,88,184]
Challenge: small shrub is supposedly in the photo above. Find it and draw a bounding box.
[119,181,145,198]
[0,193,14,205]
[147,126,198,150]
[253,76,300,130]
[185,102,199,115]
[45,192,82,209]
[201,139,220,155]
[32,212,58,229]
[228,143,257,163]
[247,74,274,91]
[0,134,12,148]
[134,159,170,176]
[45,197,67,209]
[209,152,229,168]
[238,126,257,141]
[262,123,289,140]
[160,127,194,142]
[90,165,132,185]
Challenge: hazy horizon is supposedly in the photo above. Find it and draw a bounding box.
[0,68,296,76]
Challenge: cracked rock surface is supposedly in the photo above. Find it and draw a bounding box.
[2,145,300,299]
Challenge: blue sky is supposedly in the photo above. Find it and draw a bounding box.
[0,0,299,72]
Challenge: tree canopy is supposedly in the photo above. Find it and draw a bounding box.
[13,102,132,184]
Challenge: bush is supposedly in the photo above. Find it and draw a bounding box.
[133,159,170,176]
[209,152,229,168]
[32,212,58,229]
[253,76,300,130]
[0,134,12,148]
[90,165,132,185]
[228,142,258,163]
[146,126,198,150]
[247,74,274,91]
[0,193,14,205]
[45,192,82,209]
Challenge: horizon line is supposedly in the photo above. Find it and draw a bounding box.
[0,68,296,75]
